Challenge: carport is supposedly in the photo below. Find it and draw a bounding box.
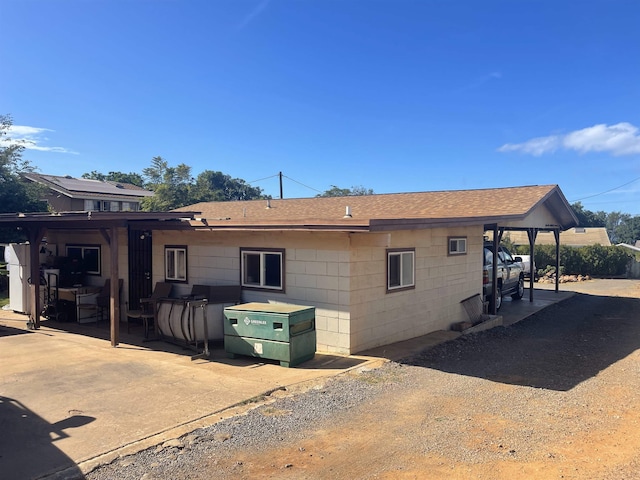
[0,210,198,346]
[483,186,579,314]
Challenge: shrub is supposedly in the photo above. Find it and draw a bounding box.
[530,244,631,277]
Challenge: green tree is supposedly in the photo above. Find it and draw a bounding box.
[571,202,606,227]
[317,185,374,197]
[141,156,194,211]
[614,215,640,245]
[0,114,46,241]
[571,202,640,245]
[82,170,144,187]
[190,170,266,203]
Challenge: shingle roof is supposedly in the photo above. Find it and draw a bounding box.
[176,184,578,231]
[506,227,612,247]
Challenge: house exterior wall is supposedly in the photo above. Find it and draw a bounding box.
[154,226,483,355]
[348,226,483,353]
[42,193,74,213]
[153,230,352,353]
[504,204,558,229]
[46,225,484,354]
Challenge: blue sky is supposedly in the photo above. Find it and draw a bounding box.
[3,0,639,214]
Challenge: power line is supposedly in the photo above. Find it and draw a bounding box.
[570,176,640,202]
[248,171,325,196]
[282,174,324,194]
[248,173,280,184]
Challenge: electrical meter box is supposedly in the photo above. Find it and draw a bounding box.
[223,302,316,367]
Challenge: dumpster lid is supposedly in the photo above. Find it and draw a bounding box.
[225,302,314,314]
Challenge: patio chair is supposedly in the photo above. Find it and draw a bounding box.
[96,279,123,326]
[125,282,173,338]
[76,278,122,326]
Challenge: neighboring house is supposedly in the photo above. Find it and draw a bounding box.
[506,227,611,247]
[4,184,577,355]
[23,173,154,213]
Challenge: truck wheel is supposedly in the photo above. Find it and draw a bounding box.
[494,285,503,311]
[511,277,525,300]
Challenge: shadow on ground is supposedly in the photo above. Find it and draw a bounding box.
[35,319,367,370]
[0,323,34,338]
[0,396,90,480]
[402,293,640,391]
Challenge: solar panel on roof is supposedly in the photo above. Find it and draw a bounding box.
[43,175,151,196]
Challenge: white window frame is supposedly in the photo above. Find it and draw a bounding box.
[387,249,415,292]
[241,248,284,291]
[84,200,101,212]
[66,245,101,275]
[448,237,467,256]
[165,246,187,282]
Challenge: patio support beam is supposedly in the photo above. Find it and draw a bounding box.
[554,229,561,293]
[26,226,46,329]
[527,228,538,302]
[99,228,111,246]
[490,224,499,315]
[109,224,120,347]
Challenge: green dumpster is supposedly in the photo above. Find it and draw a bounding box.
[223,303,316,367]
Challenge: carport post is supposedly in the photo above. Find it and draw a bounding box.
[110,224,120,347]
[26,226,46,329]
[554,230,561,293]
[527,228,538,302]
[101,224,120,347]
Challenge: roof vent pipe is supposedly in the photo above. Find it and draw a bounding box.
[266,199,271,209]
[344,206,352,218]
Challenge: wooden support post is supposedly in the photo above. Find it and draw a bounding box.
[527,228,538,302]
[27,227,46,329]
[491,225,499,315]
[554,230,561,293]
[109,224,120,347]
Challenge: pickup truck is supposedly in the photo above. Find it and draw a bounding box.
[483,244,525,310]
[515,254,536,279]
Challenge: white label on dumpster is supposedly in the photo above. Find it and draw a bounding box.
[254,342,263,354]
[244,316,267,326]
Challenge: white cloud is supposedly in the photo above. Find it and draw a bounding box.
[1,124,78,155]
[237,0,271,30]
[498,122,640,156]
[457,71,503,92]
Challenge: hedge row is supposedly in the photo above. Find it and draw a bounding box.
[513,244,631,277]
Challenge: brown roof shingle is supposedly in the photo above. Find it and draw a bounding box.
[176,185,577,231]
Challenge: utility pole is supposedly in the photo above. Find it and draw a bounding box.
[279,171,283,199]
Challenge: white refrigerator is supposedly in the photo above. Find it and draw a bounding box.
[5,243,31,314]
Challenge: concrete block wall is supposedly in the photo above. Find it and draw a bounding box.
[155,230,352,354]
[348,226,484,353]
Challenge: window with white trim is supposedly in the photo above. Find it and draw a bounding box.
[84,200,101,211]
[448,237,467,255]
[66,245,101,275]
[165,246,187,282]
[387,249,415,291]
[241,248,284,290]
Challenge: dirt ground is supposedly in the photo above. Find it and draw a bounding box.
[194,281,640,480]
[86,280,640,480]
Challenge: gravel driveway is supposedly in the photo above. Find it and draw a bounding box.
[86,283,640,480]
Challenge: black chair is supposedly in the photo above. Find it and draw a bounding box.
[126,282,173,338]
